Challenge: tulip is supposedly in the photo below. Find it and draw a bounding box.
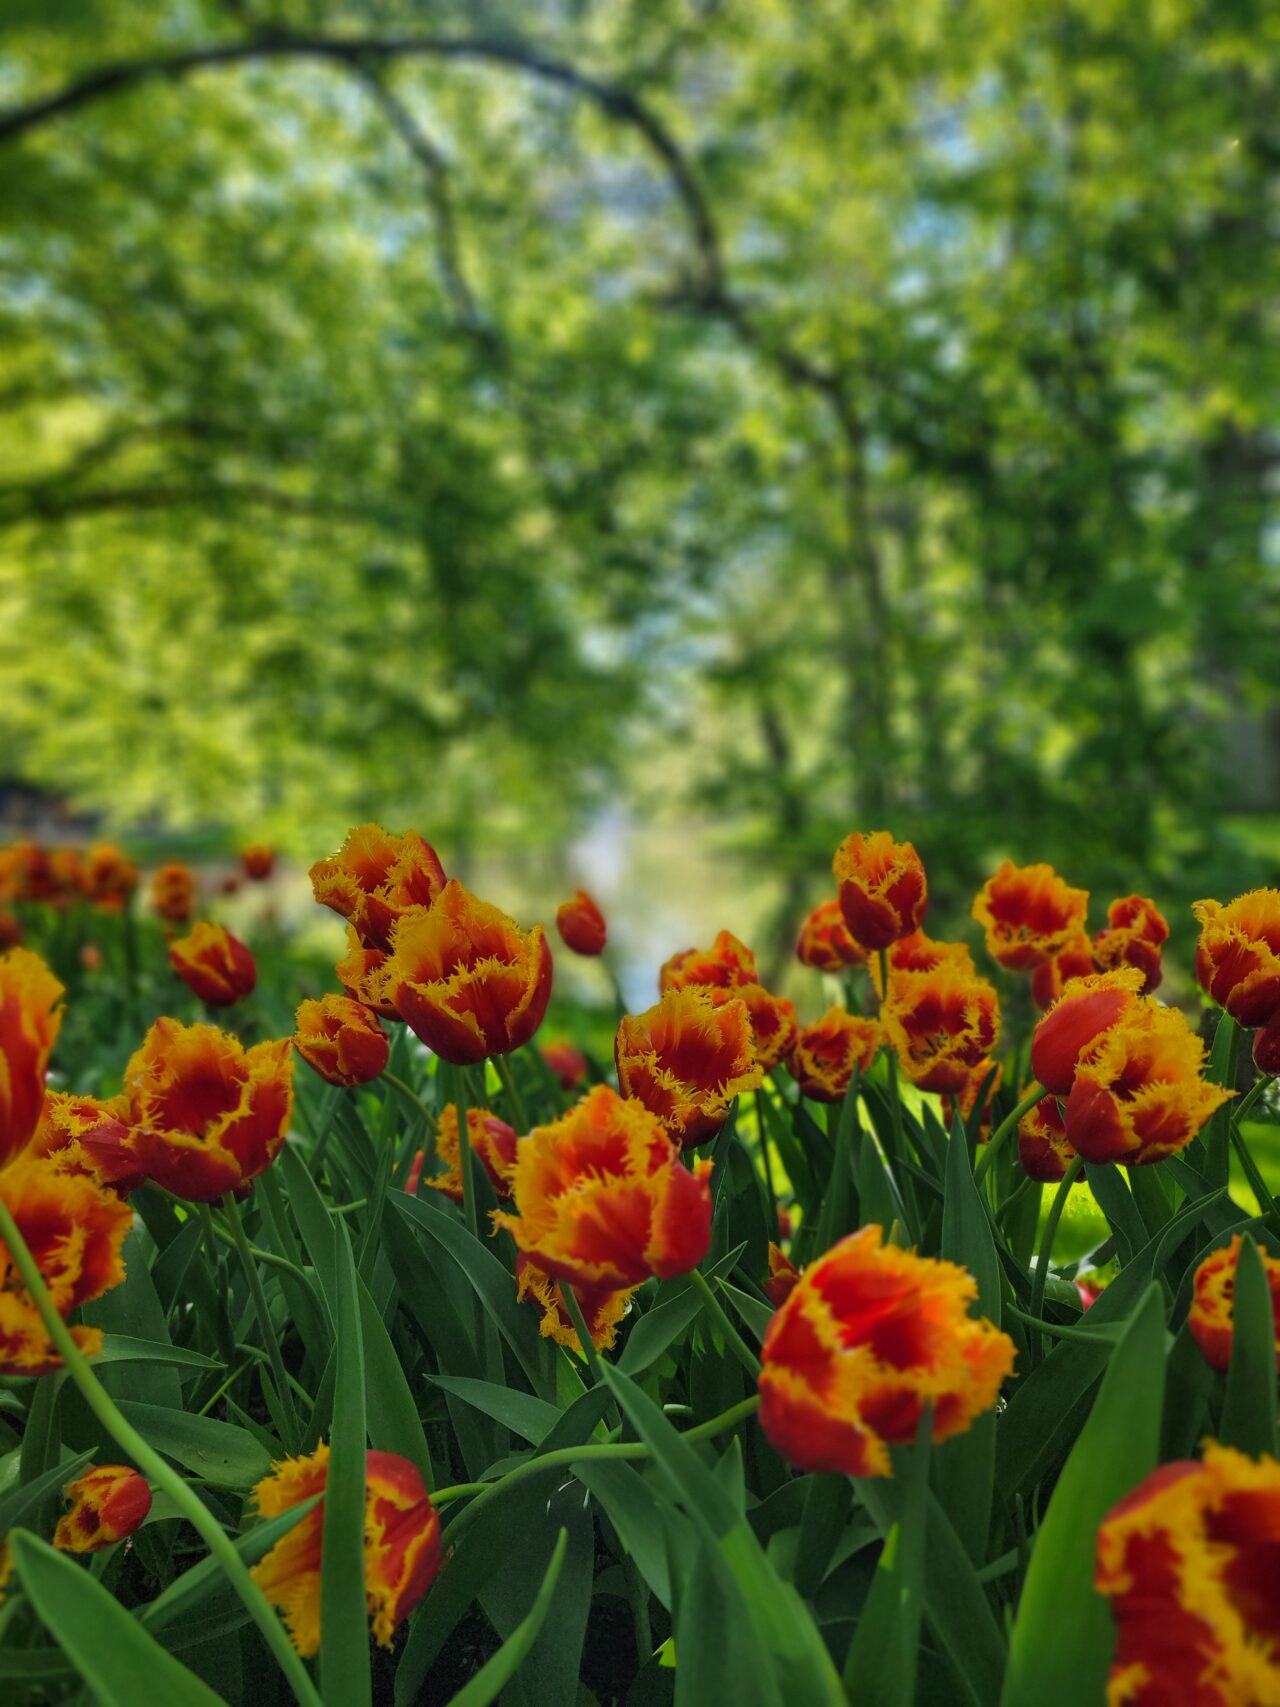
[0,1151,131,1375]
[251,1443,442,1657]
[972,860,1088,972]
[150,862,196,924]
[659,931,797,1071]
[832,831,927,952]
[293,994,388,1087]
[515,1253,634,1354]
[1189,1235,1280,1373]
[765,1242,801,1308]
[786,1007,883,1103]
[868,930,976,1000]
[336,926,398,1018]
[122,1019,293,1202]
[941,1057,1002,1139]
[758,1225,1015,1477]
[0,947,63,1171]
[556,889,607,956]
[169,921,257,1007]
[1091,894,1168,994]
[309,823,447,950]
[413,1102,517,1202]
[1255,1016,1280,1077]
[1029,967,1145,1096]
[1029,934,1094,1012]
[1194,889,1280,1030]
[493,1084,713,1291]
[796,899,868,973]
[28,1091,143,1194]
[880,962,1001,1095]
[384,881,552,1066]
[1096,1443,1280,1706]
[242,844,275,881]
[54,1466,151,1554]
[81,843,139,911]
[615,986,761,1148]
[540,1039,587,1090]
[1017,1094,1074,1182]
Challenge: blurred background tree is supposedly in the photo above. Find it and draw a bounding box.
[0,0,1276,951]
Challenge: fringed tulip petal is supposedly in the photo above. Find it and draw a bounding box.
[309,823,447,951]
[1189,1235,1280,1374]
[169,922,257,1008]
[787,1007,883,1103]
[293,994,388,1087]
[833,832,928,952]
[0,947,64,1169]
[556,890,607,956]
[972,860,1088,972]
[54,1465,151,1554]
[615,986,762,1147]
[1194,891,1280,1031]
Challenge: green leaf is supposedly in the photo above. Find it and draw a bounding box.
[1001,1284,1168,1707]
[277,1144,340,1319]
[1220,1233,1279,1456]
[141,1495,324,1633]
[0,1448,93,1534]
[10,1531,226,1707]
[843,1410,931,1704]
[115,1403,270,1487]
[428,1374,560,1443]
[674,1540,785,1707]
[320,1216,370,1707]
[715,1278,775,1345]
[618,1244,747,1377]
[481,1486,594,1707]
[356,1272,434,1484]
[94,1334,221,1370]
[448,1530,569,1707]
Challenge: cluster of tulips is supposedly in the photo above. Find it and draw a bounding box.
[1,820,1278,1705]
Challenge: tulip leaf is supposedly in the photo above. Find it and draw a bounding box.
[277,1144,339,1319]
[674,1540,785,1707]
[427,1374,561,1443]
[1001,1283,1167,1707]
[1082,1163,1147,1264]
[114,1402,270,1487]
[1219,1233,1279,1457]
[446,1529,569,1707]
[843,1410,931,1704]
[93,1334,221,1369]
[617,1243,746,1376]
[10,1531,226,1707]
[479,1483,594,1707]
[140,1495,324,1634]
[717,1278,776,1345]
[356,1272,435,1485]
[320,1215,371,1707]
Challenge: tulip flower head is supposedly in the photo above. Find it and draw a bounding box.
[660,931,797,1071]
[293,994,388,1087]
[615,985,761,1147]
[0,1151,131,1375]
[787,1007,883,1103]
[556,889,607,956]
[1096,1443,1280,1706]
[972,860,1088,972]
[493,1084,713,1290]
[880,963,1001,1095]
[1017,1094,1074,1182]
[759,1225,1015,1478]
[1194,890,1280,1031]
[833,831,927,952]
[1030,968,1145,1097]
[28,1091,142,1194]
[122,1019,294,1201]
[0,947,63,1170]
[540,1039,588,1090]
[417,1102,517,1202]
[81,843,139,911]
[796,899,868,973]
[242,844,275,881]
[54,1466,151,1554]
[1189,1235,1280,1374]
[309,823,447,951]
[251,1443,442,1657]
[336,927,398,1018]
[150,862,196,924]
[1091,894,1169,994]
[169,921,257,1008]
[1029,934,1094,1012]
[384,881,553,1066]
[941,1057,1002,1139]
[765,1241,801,1308]
[515,1252,635,1353]
[1255,1016,1280,1078]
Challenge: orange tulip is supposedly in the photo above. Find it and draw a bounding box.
[54,1465,151,1554]
[251,1443,442,1657]
[336,926,398,1019]
[880,963,1001,1095]
[515,1253,635,1354]
[80,843,139,911]
[0,1151,130,1375]
[787,1007,883,1103]
[1189,1235,1280,1374]
[1194,890,1280,1031]
[1091,894,1169,994]
[868,930,976,999]
[493,1084,713,1290]
[1017,1094,1074,1182]
[293,994,388,1087]
[660,932,797,1072]
[242,844,275,881]
[1029,967,1145,1096]
[1096,1443,1280,1707]
[1029,934,1094,1012]
[0,948,63,1171]
[832,831,927,952]
[309,823,447,951]
[415,1102,517,1202]
[1063,999,1230,1167]
[540,1039,587,1090]
[765,1242,801,1308]
[556,889,607,956]
[122,1019,293,1202]
[150,862,196,924]
[615,986,761,1148]
[972,860,1088,972]
[28,1091,142,1195]
[169,922,257,1008]
[759,1225,1015,1478]
[796,899,868,973]
[383,881,552,1066]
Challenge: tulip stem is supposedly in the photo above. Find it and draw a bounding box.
[0,1195,323,1707]
[756,1090,780,1238]
[973,1082,1049,1186]
[1028,1154,1084,1341]
[689,1267,762,1379]
[494,1052,530,1134]
[560,1282,606,1383]
[450,1064,479,1241]
[222,1191,300,1454]
[382,1070,435,1130]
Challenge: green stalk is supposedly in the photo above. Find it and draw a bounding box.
[0,1194,323,1707]
[494,1052,530,1134]
[560,1282,605,1383]
[1028,1154,1085,1338]
[452,1063,478,1240]
[382,1069,435,1128]
[756,1089,780,1238]
[222,1192,300,1453]
[973,1082,1050,1186]
[688,1267,762,1379]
